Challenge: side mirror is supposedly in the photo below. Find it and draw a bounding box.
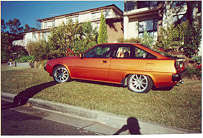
[79,53,84,59]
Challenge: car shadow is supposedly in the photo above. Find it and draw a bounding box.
[73,79,122,88]
[73,79,176,92]
[2,81,58,110]
[114,117,141,135]
[152,86,174,91]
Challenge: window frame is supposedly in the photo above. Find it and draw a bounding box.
[138,19,158,39]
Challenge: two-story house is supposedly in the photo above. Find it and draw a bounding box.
[12,2,201,55]
[123,1,201,40]
[13,4,123,47]
[123,0,201,55]
[123,1,163,41]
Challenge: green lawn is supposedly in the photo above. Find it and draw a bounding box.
[1,66,202,132]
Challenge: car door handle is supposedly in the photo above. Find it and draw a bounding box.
[103,60,107,63]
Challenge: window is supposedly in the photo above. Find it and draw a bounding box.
[171,1,187,8]
[137,1,158,9]
[125,1,137,11]
[138,19,158,39]
[46,21,54,28]
[67,15,78,23]
[84,45,111,58]
[91,12,100,20]
[133,47,148,58]
[43,22,47,29]
[115,47,131,58]
[113,45,156,59]
[173,14,187,24]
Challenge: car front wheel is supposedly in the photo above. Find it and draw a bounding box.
[53,65,70,83]
[127,74,153,93]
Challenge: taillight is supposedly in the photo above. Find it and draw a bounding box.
[175,60,184,72]
[175,61,179,69]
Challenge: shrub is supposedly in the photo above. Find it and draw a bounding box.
[34,60,48,69]
[15,55,35,63]
[48,21,98,56]
[74,40,97,55]
[141,31,155,48]
[27,40,51,61]
[10,45,28,57]
[1,49,9,63]
[156,20,201,58]
[184,66,201,80]
[192,56,202,64]
[117,37,141,43]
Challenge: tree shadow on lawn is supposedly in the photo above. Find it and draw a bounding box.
[2,81,58,110]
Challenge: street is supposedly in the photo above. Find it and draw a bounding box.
[1,100,97,135]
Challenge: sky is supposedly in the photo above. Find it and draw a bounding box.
[1,0,124,29]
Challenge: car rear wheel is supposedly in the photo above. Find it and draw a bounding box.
[53,65,70,83]
[127,74,153,93]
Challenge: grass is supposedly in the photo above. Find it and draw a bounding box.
[1,66,202,132]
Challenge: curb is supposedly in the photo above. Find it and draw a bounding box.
[1,92,192,134]
[1,92,127,129]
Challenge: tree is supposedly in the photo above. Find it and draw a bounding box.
[48,20,98,58]
[156,20,201,58]
[24,24,31,32]
[1,18,30,62]
[97,10,108,44]
[156,1,202,58]
[27,40,50,61]
[170,1,201,26]
[48,19,82,57]
[6,18,24,34]
[1,19,7,32]
[74,22,98,54]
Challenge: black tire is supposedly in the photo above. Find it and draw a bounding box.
[53,65,70,83]
[127,74,153,93]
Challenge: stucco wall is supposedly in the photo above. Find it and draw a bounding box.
[123,16,138,39]
[107,19,124,42]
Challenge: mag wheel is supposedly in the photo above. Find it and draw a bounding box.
[127,74,153,93]
[53,65,70,83]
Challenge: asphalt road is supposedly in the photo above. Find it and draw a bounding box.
[1,100,97,135]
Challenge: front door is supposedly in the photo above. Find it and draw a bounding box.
[71,45,112,81]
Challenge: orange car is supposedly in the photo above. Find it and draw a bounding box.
[44,43,185,93]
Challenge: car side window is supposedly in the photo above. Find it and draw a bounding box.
[84,46,111,58]
[132,47,156,59]
[133,47,147,58]
[115,47,131,58]
[113,45,156,59]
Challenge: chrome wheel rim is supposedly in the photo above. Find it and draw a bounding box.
[54,67,69,83]
[129,74,148,93]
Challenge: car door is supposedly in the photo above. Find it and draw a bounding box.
[108,45,132,83]
[71,45,112,82]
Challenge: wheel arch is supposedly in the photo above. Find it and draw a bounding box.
[122,72,155,87]
[52,64,71,77]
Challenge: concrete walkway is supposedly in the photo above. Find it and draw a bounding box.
[1,92,193,135]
